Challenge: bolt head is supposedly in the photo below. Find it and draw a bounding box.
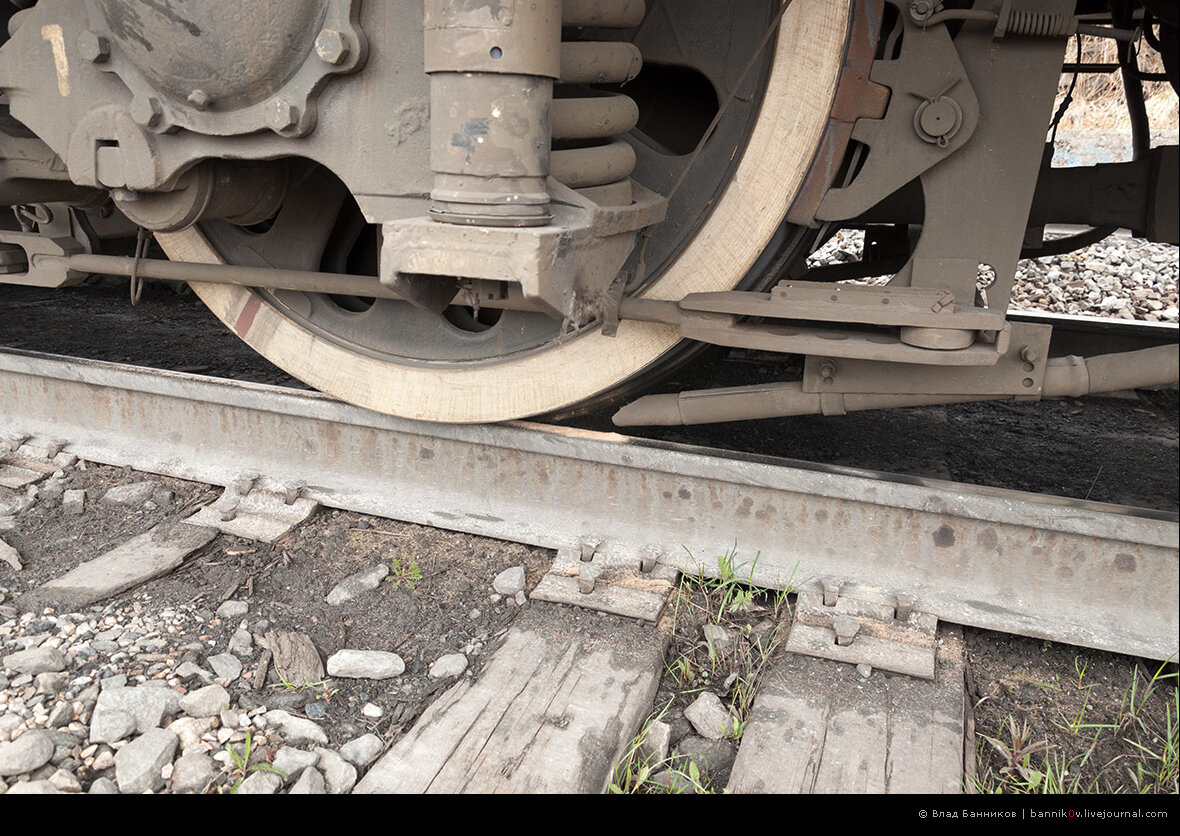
[78,31,110,63]
[267,99,300,132]
[910,0,935,22]
[130,96,164,128]
[315,29,349,65]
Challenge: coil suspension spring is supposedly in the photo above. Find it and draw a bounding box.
[552,0,646,199]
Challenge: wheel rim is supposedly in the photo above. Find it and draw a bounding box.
[158,0,851,422]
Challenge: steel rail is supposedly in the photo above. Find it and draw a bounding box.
[0,348,1175,661]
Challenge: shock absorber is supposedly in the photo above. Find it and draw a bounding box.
[425,1,561,227]
[553,0,645,200]
[424,0,645,228]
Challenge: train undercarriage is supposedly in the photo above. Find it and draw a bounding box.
[0,0,1176,423]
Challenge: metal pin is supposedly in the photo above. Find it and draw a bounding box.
[895,594,916,622]
[832,615,860,647]
[822,578,842,607]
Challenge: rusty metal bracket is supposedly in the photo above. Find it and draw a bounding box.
[815,0,980,223]
[787,0,890,226]
[785,580,939,679]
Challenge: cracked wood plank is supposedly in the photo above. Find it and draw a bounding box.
[17,521,218,612]
[727,625,967,793]
[354,604,668,793]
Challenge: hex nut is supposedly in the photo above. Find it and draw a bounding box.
[267,99,300,132]
[78,31,111,64]
[130,96,164,128]
[314,29,350,65]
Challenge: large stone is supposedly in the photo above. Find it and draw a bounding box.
[288,766,326,794]
[339,733,384,768]
[428,653,468,679]
[89,708,136,744]
[235,770,284,794]
[0,731,55,777]
[100,481,158,507]
[3,647,66,676]
[179,684,231,719]
[492,566,526,596]
[325,564,389,606]
[313,747,357,794]
[170,751,219,794]
[673,735,737,779]
[206,653,242,681]
[272,747,319,783]
[683,692,734,740]
[4,779,61,794]
[326,649,404,680]
[114,728,179,794]
[0,537,21,570]
[264,710,328,746]
[93,685,179,736]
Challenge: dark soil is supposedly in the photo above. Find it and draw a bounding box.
[1,278,1177,792]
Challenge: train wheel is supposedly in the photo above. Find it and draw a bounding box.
[157,1,851,423]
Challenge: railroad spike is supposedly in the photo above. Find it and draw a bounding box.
[822,578,842,608]
[235,472,259,496]
[895,594,916,622]
[832,615,861,647]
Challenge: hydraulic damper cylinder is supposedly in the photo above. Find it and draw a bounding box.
[424,0,560,227]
